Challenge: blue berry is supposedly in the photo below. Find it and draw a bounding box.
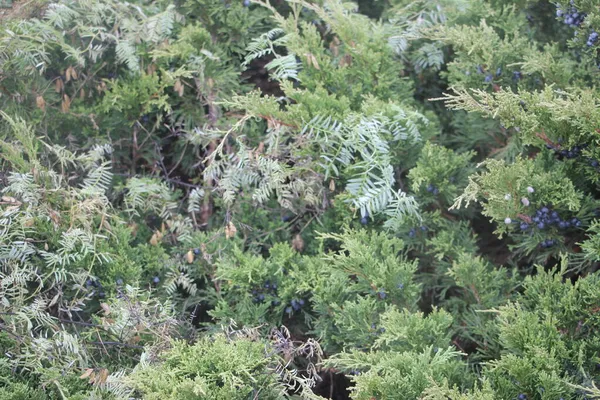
[258,294,265,301]
[243,0,250,6]
[420,225,428,231]
[588,31,599,46]
[518,394,527,400]
[541,207,549,214]
[397,283,404,289]
[377,289,386,299]
[282,215,291,222]
[432,188,439,195]
[285,306,292,314]
[116,279,123,286]
[272,299,280,306]
[153,276,160,284]
[298,299,305,306]
[484,74,493,83]
[426,184,435,192]
[520,223,529,231]
[559,221,567,229]
[360,216,369,225]
[537,222,545,229]
[496,67,502,76]
[193,248,200,255]
[591,160,599,167]
[291,299,301,311]
[408,228,416,238]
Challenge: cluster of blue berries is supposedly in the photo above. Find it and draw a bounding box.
[285,298,306,314]
[408,225,427,238]
[512,71,523,81]
[374,283,403,299]
[251,280,279,305]
[518,205,581,231]
[545,141,600,167]
[370,323,385,335]
[426,183,439,195]
[474,65,502,83]
[539,238,557,248]
[511,204,582,248]
[587,31,599,46]
[545,141,587,159]
[556,1,586,27]
[85,279,105,298]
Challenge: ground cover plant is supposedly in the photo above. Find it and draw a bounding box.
[2,0,600,398]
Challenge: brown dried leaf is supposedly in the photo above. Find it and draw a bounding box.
[55,78,64,93]
[61,94,71,113]
[35,95,46,111]
[80,369,93,379]
[225,221,237,239]
[292,234,304,252]
[186,250,194,264]
[1,196,20,205]
[306,53,320,70]
[100,303,111,315]
[174,79,184,97]
[329,179,335,192]
[98,368,109,384]
[339,54,352,68]
[149,230,163,246]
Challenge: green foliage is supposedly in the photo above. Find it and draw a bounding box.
[126,327,323,400]
[3,0,600,398]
